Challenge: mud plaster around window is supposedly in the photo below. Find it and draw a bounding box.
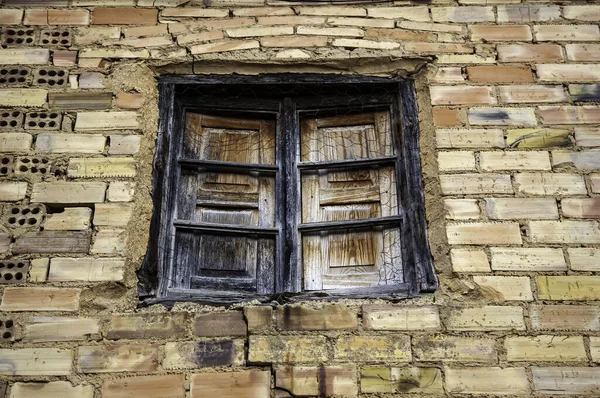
[101,55,454,313]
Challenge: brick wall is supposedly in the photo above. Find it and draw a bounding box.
[0,0,600,397]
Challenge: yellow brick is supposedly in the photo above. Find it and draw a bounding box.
[568,248,600,271]
[0,49,50,65]
[480,151,551,171]
[44,208,92,231]
[361,367,443,394]
[530,305,600,331]
[190,371,270,398]
[78,345,158,373]
[0,181,27,202]
[93,203,134,227]
[48,258,125,282]
[0,287,80,312]
[451,249,490,272]
[0,348,72,376]
[473,276,533,301]
[11,381,93,398]
[0,89,47,107]
[446,367,530,395]
[0,133,33,153]
[362,305,441,331]
[527,221,600,244]
[533,367,600,395]
[249,335,327,363]
[276,305,357,331]
[438,151,476,171]
[486,198,559,220]
[102,374,185,398]
[440,174,513,195]
[491,248,567,271]
[31,182,106,204]
[590,337,600,362]
[276,365,357,397]
[447,222,522,245]
[68,158,136,178]
[445,306,525,331]
[538,276,600,300]
[505,336,587,362]
[413,335,496,362]
[436,128,505,149]
[444,199,480,220]
[334,335,411,361]
[23,317,100,343]
[75,112,139,130]
[91,229,127,255]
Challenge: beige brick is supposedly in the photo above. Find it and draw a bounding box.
[24,9,90,25]
[575,127,600,146]
[0,348,72,376]
[190,39,259,54]
[433,107,461,127]
[78,345,158,373]
[11,381,93,398]
[367,6,429,21]
[328,17,394,28]
[32,182,106,204]
[526,221,600,244]
[260,36,327,48]
[234,7,294,17]
[553,150,600,170]
[562,198,600,218]
[107,313,187,340]
[431,67,465,84]
[468,107,537,126]
[0,49,50,65]
[446,367,530,395]
[29,258,49,282]
[0,287,80,312]
[468,66,534,84]
[447,222,522,245]
[75,112,138,131]
[190,371,270,398]
[506,128,571,148]
[0,181,27,202]
[397,21,464,34]
[162,8,227,18]
[538,276,600,301]
[102,374,185,398]
[564,5,600,22]
[332,38,399,50]
[297,6,365,17]
[0,133,32,153]
[533,368,600,395]
[486,198,558,220]
[497,5,560,22]
[93,203,133,227]
[451,249,490,272]
[491,248,567,271]
[124,24,168,38]
[94,7,157,25]
[568,248,600,271]
[405,42,474,54]
[514,173,586,195]
[567,44,600,62]
[361,367,443,394]
[23,317,100,342]
[506,336,586,362]
[109,36,172,48]
[480,151,550,171]
[68,158,136,178]
[36,133,106,154]
[445,306,525,331]
[115,93,144,110]
[0,9,23,24]
[473,276,533,301]
[432,6,494,23]
[44,207,92,230]
[413,335,496,362]
[436,128,504,149]
[498,44,563,63]
[75,26,121,45]
[227,26,293,38]
[538,64,600,83]
[531,305,600,331]
[471,25,532,41]
[444,199,480,220]
[362,305,441,331]
[535,25,600,41]
[593,174,600,193]
[276,365,358,397]
[49,258,124,282]
[499,85,567,104]
[430,86,495,106]
[276,305,357,331]
[79,49,149,59]
[249,335,327,363]
[591,337,600,362]
[334,335,411,362]
[257,16,325,25]
[163,340,243,369]
[296,26,363,37]
[0,89,47,107]
[244,306,273,332]
[193,312,246,337]
[108,182,134,202]
[91,229,127,255]
[438,151,476,171]
[440,174,513,194]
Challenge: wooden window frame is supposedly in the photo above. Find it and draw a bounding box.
[138,74,437,306]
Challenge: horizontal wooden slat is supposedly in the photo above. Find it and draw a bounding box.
[191,276,256,291]
[298,215,402,233]
[174,219,279,236]
[179,159,279,175]
[298,156,396,172]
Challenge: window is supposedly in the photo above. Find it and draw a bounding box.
[139,75,437,305]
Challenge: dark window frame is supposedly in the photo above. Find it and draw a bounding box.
[138,74,437,306]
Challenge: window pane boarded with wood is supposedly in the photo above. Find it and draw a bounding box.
[300,111,402,291]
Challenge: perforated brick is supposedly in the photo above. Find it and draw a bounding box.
[0,318,16,341]
[0,260,30,284]
[5,204,45,228]
[1,28,36,46]
[33,68,68,88]
[0,155,14,176]
[0,67,31,86]
[25,112,61,130]
[14,156,51,176]
[39,29,72,47]
[0,110,24,129]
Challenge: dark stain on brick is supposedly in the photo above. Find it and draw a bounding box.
[571,84,600,102]
[194,340,235,367]
[475,110,510,122]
